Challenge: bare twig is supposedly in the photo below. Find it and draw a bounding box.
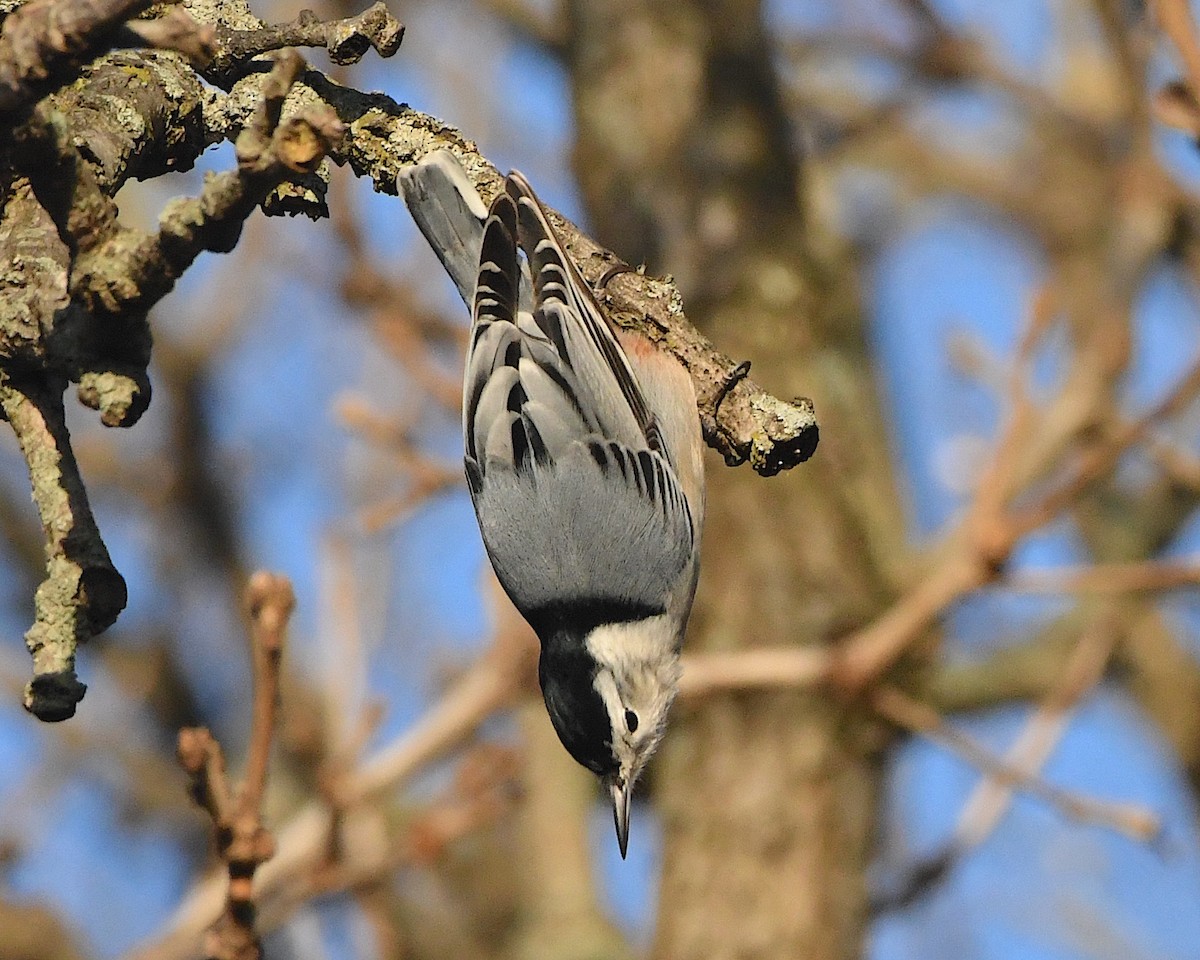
[73,50,344,319]
[406,743,522,863]
[1147,432,1200,489]
[678,647,833,697]
[116,7,217,66]
[832,552,988,692]
[952,619,1119,849]
[871,622,1128,910]
[339,606,536,806]
[870,685,1159,842]
[823,290,1059,693]
[1006,558,1200,594]
[826,293,1200,694]
[132,582,535,960]
[336,395,462,531]
[177,572,295,960]
[302,746,521,920]
[1006,356,1200,539]
[178,728,234,832]
[240,574,294,815]
[1154,0,1200,109]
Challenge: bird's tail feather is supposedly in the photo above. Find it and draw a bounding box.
[398,150,490,306]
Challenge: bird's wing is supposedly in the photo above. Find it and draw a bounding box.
[505,171,663,452]
[463,177,696,615]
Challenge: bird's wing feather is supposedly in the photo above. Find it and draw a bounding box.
[462,172,697,614]
[473,439,694,613]
[505,171,661,450]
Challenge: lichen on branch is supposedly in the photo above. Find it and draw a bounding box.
[0,0,814,729]
[0,375,126,721]
[0,0,360,719]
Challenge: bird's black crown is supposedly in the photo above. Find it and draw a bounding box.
[529,598,661,777]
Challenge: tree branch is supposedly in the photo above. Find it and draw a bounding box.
[869,685,1159,842]
[1154,0,1200,111]
[115,7,216,66]
[177,0,819,476]
[1006,558,1200,594]
[873,616,1123,911]
[0,0,157,121]
[73,49,344,321]
[178,572,295,960]
[206,2,403,81]
[0,374,126,720]
[130,582,537,960]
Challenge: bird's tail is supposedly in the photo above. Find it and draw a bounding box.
[398,150,490,307]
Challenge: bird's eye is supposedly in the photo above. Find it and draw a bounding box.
[625,709,639,732]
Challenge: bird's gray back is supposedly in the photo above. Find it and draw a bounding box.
[473,439,695,614]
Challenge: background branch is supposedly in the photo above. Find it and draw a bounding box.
[177,573,294,960]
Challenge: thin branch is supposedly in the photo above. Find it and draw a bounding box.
[178,728,234,833]
[1147,432,1200,490]
[952,618,1119,850]
[336,395,462,531]
[293,746,521,928]
[826,293,1200,694]
[131,583,536,960]
[240,573,294,815]
[339,606,536,805]
[678,647,833,697]
[1005,558,1200,594]
[832,552,988,692]
[115,7,217,66]
[1154,0,1200,109]
[871,621,1127,910]
[1006,356,1200,539]
[73,49,344,319]
[177,572,295,960]
[822,289,1058,693]
[869,685,1159,842]
[403,744,521,863]
[54,0,819,476]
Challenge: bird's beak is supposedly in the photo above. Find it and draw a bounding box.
[609,777,632,859]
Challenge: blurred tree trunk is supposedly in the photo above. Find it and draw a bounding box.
[564,1,912,957]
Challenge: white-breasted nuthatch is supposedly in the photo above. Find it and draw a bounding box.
[401,152,705,857]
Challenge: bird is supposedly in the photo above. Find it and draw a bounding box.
[400,151,705,857]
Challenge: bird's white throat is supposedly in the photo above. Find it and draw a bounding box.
[584,615,679,679]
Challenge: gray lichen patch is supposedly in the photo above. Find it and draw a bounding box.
[0,378,126,720]
[749,394,819,476]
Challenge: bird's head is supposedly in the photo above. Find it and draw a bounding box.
[536,611,681,858]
